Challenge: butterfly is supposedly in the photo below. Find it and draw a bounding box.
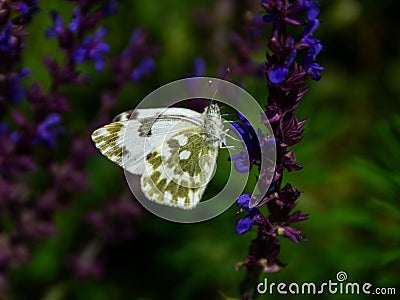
[91,104,227,209]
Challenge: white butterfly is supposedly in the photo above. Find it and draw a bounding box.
[91,104,227,209]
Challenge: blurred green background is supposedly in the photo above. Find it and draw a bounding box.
[9,0,400,299]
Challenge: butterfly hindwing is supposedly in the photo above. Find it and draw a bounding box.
[141,126,218,209]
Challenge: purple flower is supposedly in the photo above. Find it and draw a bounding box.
[8,68,31,103]
[123,29,146,56]
[303,37,324,80]
[0,21,13,53]
[278,226,304,243]
[45,11,64,38]
[15,2,29,15]
[268,65,289,84]
[87,197,142,242]
[229,112,261,173]
[35,113,62,148]
[267,41,297,84]
[0,124,9,135]
[193,57,205,77]
[236,217,255,234]
[303,19,320,38]
[307,62,323,80]
[262,14,280,28]
[229,152,250,173]
[235,1,323,294]
[14,1,39,22]
[109,29,157,86]
[68,243,104,279]
[69,7,81,32]
[69,256,104,279]
[235,194,263,234]
[237,194,252,210]
[302,0,320,21]
[0,0,155,287]
[131,57,155,81]
[261,0,281,29]
[72,27,110,71]
[303,37,323,61]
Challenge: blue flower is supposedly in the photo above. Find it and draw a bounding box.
[45,11,64,38]
[303,19,320,38]
[0,124,9,135]
[302,0,320,21]
[16,2,29,14]
[123,29,145,56]
[69,7,81,33]
[230,114,257,148]
[15,2,29,18]
[228,112,260,173]
[8,68,31,103]
[308,63,324,80]
[131,57,155,81]
[268,65,288,84]
[236,217,255,235]
[237,194,252,210]
[0,21,13,53]
[229,152,250,173]
[193,57,205,77]
[35,113,62,148]
[303,37,323,59]
[14,1,39,23]
[267,47,297,84]
[46,8,81,37]
[262,14,280,29]
[303,37,324,80]
[235,194,262,234]
[261,0,280,29]
[72,27,110,71]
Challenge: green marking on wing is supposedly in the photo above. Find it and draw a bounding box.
[177,134,215,178]
[146,151,162,169]
[141,127,218,208]
[142,170,200,208]
[91,122,126,165]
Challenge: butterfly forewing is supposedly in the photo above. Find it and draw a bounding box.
[91,122,127,166]
[92,108,203,175]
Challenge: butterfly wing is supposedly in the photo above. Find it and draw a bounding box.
[91,107,203,175]
[140,126,218,209]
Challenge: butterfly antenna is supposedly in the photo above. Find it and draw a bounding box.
[208,67,230,106]
[208,80,218,106]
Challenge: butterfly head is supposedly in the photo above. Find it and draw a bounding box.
[204,104,220,118]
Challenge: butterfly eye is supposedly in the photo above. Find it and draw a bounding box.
[206,104,220,116]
